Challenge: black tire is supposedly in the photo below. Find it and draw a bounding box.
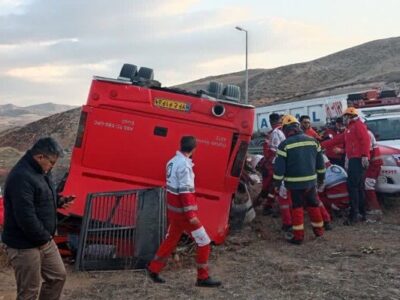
[119,64,138,80]
[208,81,224,96]
[137,67,154,80]
[134,188,166,269]
[223,84,241,102]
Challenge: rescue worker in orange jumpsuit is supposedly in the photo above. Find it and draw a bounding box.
[260,113,286,215]
[273,115,325,244]
[300,115,322,141]
[365,130,383,215]
[148,136,221,287]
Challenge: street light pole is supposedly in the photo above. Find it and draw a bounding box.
[235,26,248,104]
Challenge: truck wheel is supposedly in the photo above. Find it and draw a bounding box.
[119,64,138,80]
[208,81,224,97]
[223,84,241,102]
[138,67,154,80]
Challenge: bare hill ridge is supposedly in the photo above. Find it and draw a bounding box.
[177,36,400,106]
[1,36,400,153]
[0,107,81,151]
[0,102,77,131]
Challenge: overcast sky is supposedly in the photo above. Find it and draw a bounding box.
[0,0,399,106]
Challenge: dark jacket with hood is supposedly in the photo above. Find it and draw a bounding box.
[2,151,58,249]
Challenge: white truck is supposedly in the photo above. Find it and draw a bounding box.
[254,94,348,132]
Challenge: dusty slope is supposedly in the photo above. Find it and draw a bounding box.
[178,36,400,106]
[0,107,81,152]
[0,103,77,132]
[1,197,399,300]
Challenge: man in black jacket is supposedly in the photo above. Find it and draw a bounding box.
[3,137,71,300]
[273,115,326,245]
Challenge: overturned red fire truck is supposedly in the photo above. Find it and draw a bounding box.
[59,64,255,246]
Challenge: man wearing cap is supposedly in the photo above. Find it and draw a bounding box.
[342,107,371,225]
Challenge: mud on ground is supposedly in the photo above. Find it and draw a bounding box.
[1,197,400,300]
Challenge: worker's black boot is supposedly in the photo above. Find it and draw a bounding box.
[324,222,333,231]
[288,238,302,245]
[196,277,222,288]
[147,270,166,283]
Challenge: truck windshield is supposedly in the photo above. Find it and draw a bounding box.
[365,117,400,141]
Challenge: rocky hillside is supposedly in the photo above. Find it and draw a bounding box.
[0,102,77,132]
[178,36,400,106]
[1,36,400,153]
[0,107,81,151]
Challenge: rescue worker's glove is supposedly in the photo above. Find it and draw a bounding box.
[361,156,370,169]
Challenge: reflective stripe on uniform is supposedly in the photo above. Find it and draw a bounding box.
[311,221,324,228]
[284,174,317,182]
[166,185,195,194]
[371,156,383,162]
[197,263,208,269]
[316,168,326,174]
[326,193,349,199]
[292,224,304,230]
[284,141,318,151]
[167,204,198,213]
[325,180,347,189]
[277,149,287,157]
[153,255,168,263]
[280,204,290,209]
[273,174,284,180]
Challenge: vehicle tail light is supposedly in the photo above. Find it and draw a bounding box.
[75,111,88,148]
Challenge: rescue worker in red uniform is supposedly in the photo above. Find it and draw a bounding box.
[260,113,286,215]
[322,117,346,167]
[365,130,383,214]
[300,115,322,141]
[148,136,221,287]
[273,115,326,244]
[342,107,371,225]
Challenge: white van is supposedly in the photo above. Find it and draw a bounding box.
[360,105,400,149]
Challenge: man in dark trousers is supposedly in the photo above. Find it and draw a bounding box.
[147,136,221,287]
[342,107,371,225]
[273,115,326,244]
[2,137,73,300]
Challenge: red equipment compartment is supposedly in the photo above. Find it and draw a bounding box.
[60,77,254,244]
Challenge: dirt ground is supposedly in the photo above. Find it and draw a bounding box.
[1,196,400,300]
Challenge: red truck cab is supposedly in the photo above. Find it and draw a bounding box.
[59,64,254,244]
